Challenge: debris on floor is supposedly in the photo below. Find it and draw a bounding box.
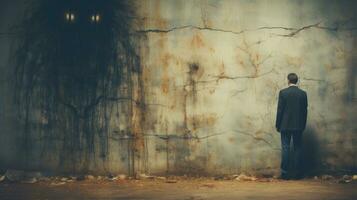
[137,173,155,180]
[38,176,51,182]
[321,175,334,180]
[156,176,166,180]
[1,169,356,186]
[50,182,66,186]
[338,175,352,184]
[314,174,357,184]
[85,175,95,180]
[165,179,178,183]
[22,177,37,184]
[234,174,258,181]
[60,177,69,182]
[118,174,127,180]
[2,170,42,183]
[4,169,25,182]
[0,175,6,182]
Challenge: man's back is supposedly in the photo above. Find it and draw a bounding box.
[276,86,308,132]
[276,73,308,180]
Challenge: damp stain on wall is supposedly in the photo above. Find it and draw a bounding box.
[0,0,356,175]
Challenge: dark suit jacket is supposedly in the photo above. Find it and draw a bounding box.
[276,85,308,132]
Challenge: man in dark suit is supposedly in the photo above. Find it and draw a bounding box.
[276,73,308,180]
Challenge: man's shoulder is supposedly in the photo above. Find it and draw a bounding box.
[297,87,307,95]
[279,87,289,93]
[280,87,307,96]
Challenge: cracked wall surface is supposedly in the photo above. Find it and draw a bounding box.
[135,0,357,175]
[0,0,356,175]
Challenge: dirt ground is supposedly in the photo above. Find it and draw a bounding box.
[0,178,356,200]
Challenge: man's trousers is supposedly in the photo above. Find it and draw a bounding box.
[280,131,303,175]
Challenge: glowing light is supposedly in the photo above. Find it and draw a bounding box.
[65,12,75,22]
[91,14,101,23]
[65,13,70,20]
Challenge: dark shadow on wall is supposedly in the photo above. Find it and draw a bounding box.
[302,126,322,176]
[345,37,357,103]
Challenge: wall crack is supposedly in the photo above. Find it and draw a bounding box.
[136,21,357,37]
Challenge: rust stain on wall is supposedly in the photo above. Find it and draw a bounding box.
[187,114,217,131]
[160,54,171,94]
[1,0,357,176]
[190,33,206,49]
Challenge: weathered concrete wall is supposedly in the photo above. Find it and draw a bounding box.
[136,0,357,175]
[0,0,356,175]
[0,0,25,171]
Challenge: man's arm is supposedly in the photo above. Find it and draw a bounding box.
[275,90,285,132]
[302,92,308,130]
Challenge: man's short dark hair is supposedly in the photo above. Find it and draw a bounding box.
[287,73,298,84]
